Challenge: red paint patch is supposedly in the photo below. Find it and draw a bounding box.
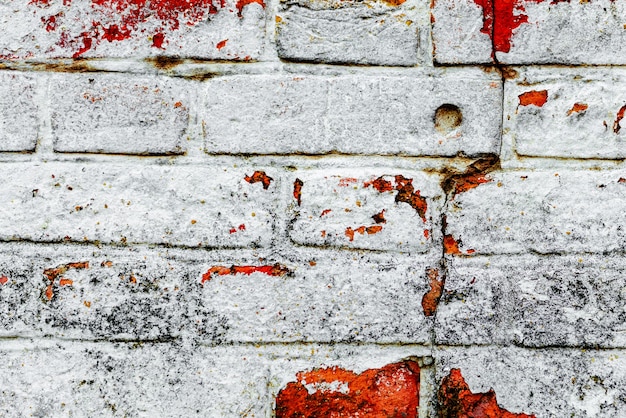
[201,263,290,284]
[244,171,273,189]
[236,0,265,17]
[518,90,548,107]
[275,361,420,418]
[216,39,228,49]
[364,176,394,193]
[372,210,386,224]
[421,268,443,317]
[320,209,332,217]
[423,229,430,239]
[394,175,428,223]
[238,224,246,231]
[345,225,384,241]
[439,368,536,417]
[493,0,530,54]
[454,173,491,195]
[338,177,358,187]
[294,179,303,206]
[0,276,8,285]
[567,102,588,116]
[614,105,626,134]
[152,32,165,48]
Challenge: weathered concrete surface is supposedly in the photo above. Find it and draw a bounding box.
[203,69,502,156]
[0,163,279,248]
[0,0,265,60]
[437,254,626,348]
[289,169,442,252]
[506,67,626,159]
[437,346,626,417]
[276,0,421,66]
[0,71,39,152]
[0,243,438,343]
[444,170,626,255]
[51,73,191,155]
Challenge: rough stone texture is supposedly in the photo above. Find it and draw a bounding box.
[0,163,278,248]
[495,0,626,64]
[506,67,626,159]
[0,0,265,60]
[51,73,191,155]
[431,0,493,64]
[0,243,437,343]
[289,169,442,252]
[436,346,626,417]
[444,170,626,255]
[203,69,502,156]
[0,71,39,152]
[437,254,626,348]
[276,0,420,66]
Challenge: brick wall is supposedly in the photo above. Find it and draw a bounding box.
[1,1,625,416]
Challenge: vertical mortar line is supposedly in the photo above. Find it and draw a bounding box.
[35,71,55,160]
[498,68,516,166]
[420,0,434,68]
[181,76,207,164]
[270,164,293,255]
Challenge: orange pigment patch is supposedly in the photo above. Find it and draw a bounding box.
[444,235,462,255]
[0,276,8,285]
[421,268,443,317]
[275,360,420,418]
[44,261,89,281]
[364,176,394,193]
[454,173,491,195]
[438,368,536,418]
[201,263,290,284]
[345,225,383,241]
[614,105,626,134]
[567,102,588,116]
[338,177,358,187]
[518,90,548,107]
[59,278,73,286]
[320,209,332,217]
[244,171,273,190]
[293,179,303,206]
[216,39,228,49]
[45,284,54,301]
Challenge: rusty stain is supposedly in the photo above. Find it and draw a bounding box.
[84,300,92,308]
[345,225,383,241]
[518,90,548,107]
[201,263,290,284]
[613,105,626,134]
[275,360,420,418]
[567,102,588,116]
[441,156,499,198]
[438,368,536,418]
[145,56,185,70]
[294,179,303,206]
[244,171,273,190]
[421,268,443,317]
[372,209,386,224]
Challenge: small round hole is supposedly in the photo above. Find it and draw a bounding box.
[434,104,463,134]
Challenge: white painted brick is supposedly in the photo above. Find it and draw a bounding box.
[51,73,191,155]
[506,68,626,159]
[431,0,493,64]
[0,243,438,343]
[437,254,626,347]
[289,169,442,252]
[0,163,278,248]
[0,0,265,60]
[437,346,626,417]
[203,69,502,156]
[496,0,626,64]
[0,71,38,152]
[276,0,420,66]
[0,340,272,417]
[445,170,626,255]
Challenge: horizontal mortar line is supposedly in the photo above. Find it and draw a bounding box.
[434,343,626,352]
[446,249,626,258]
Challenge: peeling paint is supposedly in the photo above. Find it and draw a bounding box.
[244,171,273,190]
[201,264,290,284]
[422,268,443,317]
[293,179,303,206]
[519,90,548,107]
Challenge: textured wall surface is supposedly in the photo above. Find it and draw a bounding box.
[1,0,625,417]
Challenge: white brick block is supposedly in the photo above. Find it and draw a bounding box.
[203,70,502,156]
[0,0,265,60]
[431,0,493,64]
[445,170,626,255]
[276,0,420,66]
[51,73,190,155]
[437,346,626,418]
[437,254,626,347]
[289,170,442,252]
[0,71,38,151]
[0,163,278,248]
[506,68,626,159]
[0,244,438,343]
